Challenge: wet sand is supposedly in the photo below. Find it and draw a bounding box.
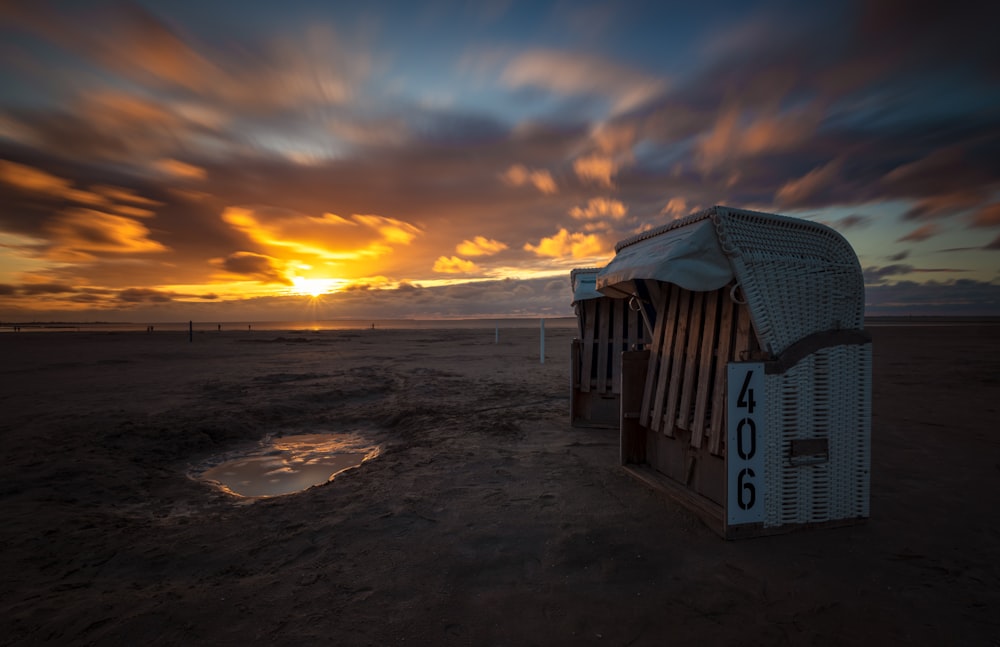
[1,325,999,645]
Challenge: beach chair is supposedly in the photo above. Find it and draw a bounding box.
[599,206,871,538]
[569,268,649,428]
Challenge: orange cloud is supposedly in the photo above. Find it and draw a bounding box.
[0,163,169,222]
[155,158,206,180]
[573,154,616,188]
[46,208,168,258]
[353,214,420,245]
[524,228,606,259]
[903,191,985,220]
[660,197,695,218]
[501,164,557,194]
[0,160,106,207]
[109,204,156,219]
[220,207,422,273]
[775,159,842,207]
[501,49,666,114]
[896,223,940,243]
[93,185,163,206]
[0,160,73,194]
[697,106,820,171]
[456,236,508,256]
[432,256,480,274]
[970,202,1000,228]
[569,197,627,220]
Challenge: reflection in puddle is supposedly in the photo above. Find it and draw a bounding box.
[197,433,379,498]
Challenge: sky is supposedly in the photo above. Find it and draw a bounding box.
[0,0,998,322]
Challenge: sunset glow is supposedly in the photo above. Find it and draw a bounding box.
[291,277,341,298]
[0,1,997,321]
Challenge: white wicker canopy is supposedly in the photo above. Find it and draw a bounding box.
[569,267,602,304]
[596,205,865,355]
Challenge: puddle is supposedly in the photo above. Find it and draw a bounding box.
[195,432,380,498]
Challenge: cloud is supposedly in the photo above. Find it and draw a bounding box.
[887,249,910,262]
[524,228,606,259]
[573,154,616,188]
[2,1,998,320]
[835,214,872,230]
[863,264,913,284]
[432,256,480,274]
[0,160,108,206]
[568,198,627,221]
[970,202,1000,228]
[696,106,822,172]
[455,236,508,257]
[2,4,370,114]
[501,49,666,114]
[501,164,557,194]
[45,208,168,259]
[20,282,75,295]
[775,159,843,208]
[902,191,986,221]
[660,198,696,219]
[118,288,174,303]
[987,233,1000,250]
[220,207,422,267]
[215,251,290,285]
[154,158,206,181]
[896,223,940,243]
[93,185,162,207]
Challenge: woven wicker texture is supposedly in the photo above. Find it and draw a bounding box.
[711,206,864,356]
[611,206,865,356]
[763,344,872,526]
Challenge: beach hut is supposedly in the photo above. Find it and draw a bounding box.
[570,267,649,428]
[598,205,871,538]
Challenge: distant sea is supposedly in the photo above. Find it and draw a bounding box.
[0,317,579,333]
[3,315,998,333]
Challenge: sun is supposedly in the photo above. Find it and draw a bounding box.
[291,276,337,297]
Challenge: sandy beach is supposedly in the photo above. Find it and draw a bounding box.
[1,323,998,645]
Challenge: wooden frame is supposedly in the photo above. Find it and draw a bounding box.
[571,295,647,428]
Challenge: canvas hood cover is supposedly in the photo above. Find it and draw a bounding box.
[596,217,733,297]
[569,268,602,304]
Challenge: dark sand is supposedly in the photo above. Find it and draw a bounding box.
[1,325,999,645]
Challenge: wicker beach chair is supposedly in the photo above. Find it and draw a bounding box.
[598,205,871,538]
[569,268,649,428]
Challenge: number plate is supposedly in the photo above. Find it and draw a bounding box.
[727,363,765,525]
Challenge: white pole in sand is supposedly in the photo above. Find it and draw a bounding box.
[540,318,545,364]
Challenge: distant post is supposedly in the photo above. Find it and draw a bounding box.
[540,318,545,364]
[495,322,499,344]
[189,320,193,342]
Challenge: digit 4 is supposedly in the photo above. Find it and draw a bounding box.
[737,370,756,414]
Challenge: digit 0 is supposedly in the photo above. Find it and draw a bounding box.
[736,417,756,460]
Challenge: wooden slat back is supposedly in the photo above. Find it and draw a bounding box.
[650,284,680,432]
[579,299,596,393]
[596,299,611,393]
[640,286,669,429]
[676,290,705,433]
[636,282,758,456]
[611,299,625,394]
[662,289,691,436]
[576,296,651,397]
[690,289,720,448]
